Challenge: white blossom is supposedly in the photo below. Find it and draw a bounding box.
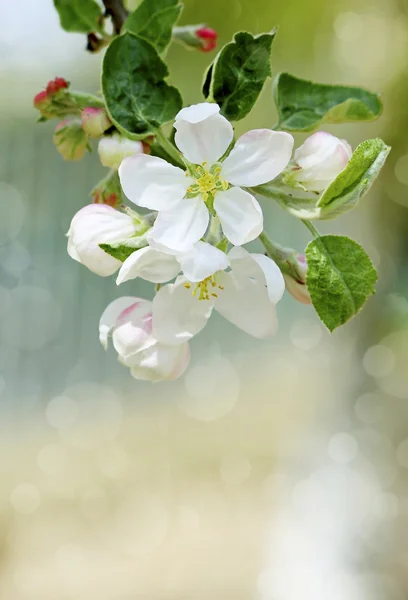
[99,296,190,382]
[292,131,352,192]
[67,204,137,276]
[152,245,285,342]
[119,103,294,253]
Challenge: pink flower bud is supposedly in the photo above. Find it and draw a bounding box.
[81,107,111,138]
[172,24,218,53]
[196,27,218,52]
[33,90,48,108]
[99,297,191,381]
[33,89,55,118]
[293,132,352,193]
[46,77,69,96]
[98,133,144,170]
[91,170,122,208]
[67,204,138,276]
[53,119,90,161]
[284,275,312,305]
[284,254,311,305]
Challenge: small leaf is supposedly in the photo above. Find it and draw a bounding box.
[102,32,182,138]
[306,235,377,331]
[100,237,147,262]
[125,0,182,54]
[317,138,390,218]
[53,0,103,33]
[274,73,382,132]
[203,31,276,121]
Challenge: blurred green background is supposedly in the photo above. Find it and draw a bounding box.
[1,0,408,598]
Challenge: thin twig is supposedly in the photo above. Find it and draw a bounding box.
[102,0,129,34]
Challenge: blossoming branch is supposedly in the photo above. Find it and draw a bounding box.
[34,0,390,382]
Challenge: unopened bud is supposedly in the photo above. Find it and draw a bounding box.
[81,107,111,138]
[98,133,144,170]
[67,204,138,276]
[284,254,311,305]
[33,90,53,117]
[46,77,69,96]
[91,170,122,208]
[172,24,218,52]
[53,119,90,161]
[288,132,352,193]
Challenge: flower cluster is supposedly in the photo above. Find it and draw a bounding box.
[67,103,353,382]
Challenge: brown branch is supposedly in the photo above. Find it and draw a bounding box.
[102,0,129,34]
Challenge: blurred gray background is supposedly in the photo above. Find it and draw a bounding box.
[0,0,408,598]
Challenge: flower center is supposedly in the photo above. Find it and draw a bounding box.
[197,172,216,195]
[186,163,229,205]
[184,275,224,300]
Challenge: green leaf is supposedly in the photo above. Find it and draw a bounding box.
[203,31,276,121]
[306,235,377,331]
[102,32,182,138]
[53,0,103,33]
[100,236,147,262]
[125,0,182,54]
[274,73,383,132]
[317,138,390,218]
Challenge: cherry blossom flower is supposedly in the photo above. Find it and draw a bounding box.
[119,103,294,253]
[152,245,285,342]
[115,241,285,341]
[99,297,190,381]
[291,132,352,192]
[67,204,138,276]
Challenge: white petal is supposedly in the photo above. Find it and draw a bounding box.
[177,241,230,283]
[247,253,285,304]
[228,248,284,304]
[112,313,154,362]
[67,204,136,277]
[214,271,278,338]
[152,279,213,345]
[129,341,191,382]
[99,296,151,349]
[118,154,188,210]
[221,129,294,186]
[294,132,353,192]
[116,247,180,285]
[175,103,221,123]
[148,197,209,253]
[174,105,233,164]
[214,187,263,246]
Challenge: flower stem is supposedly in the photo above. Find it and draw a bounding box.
[206,215,221,245]
[155,130,184,168]
[301,219,321,238]
[259,232,295,277]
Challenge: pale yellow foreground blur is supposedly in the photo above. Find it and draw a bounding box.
[1,0,408,598]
